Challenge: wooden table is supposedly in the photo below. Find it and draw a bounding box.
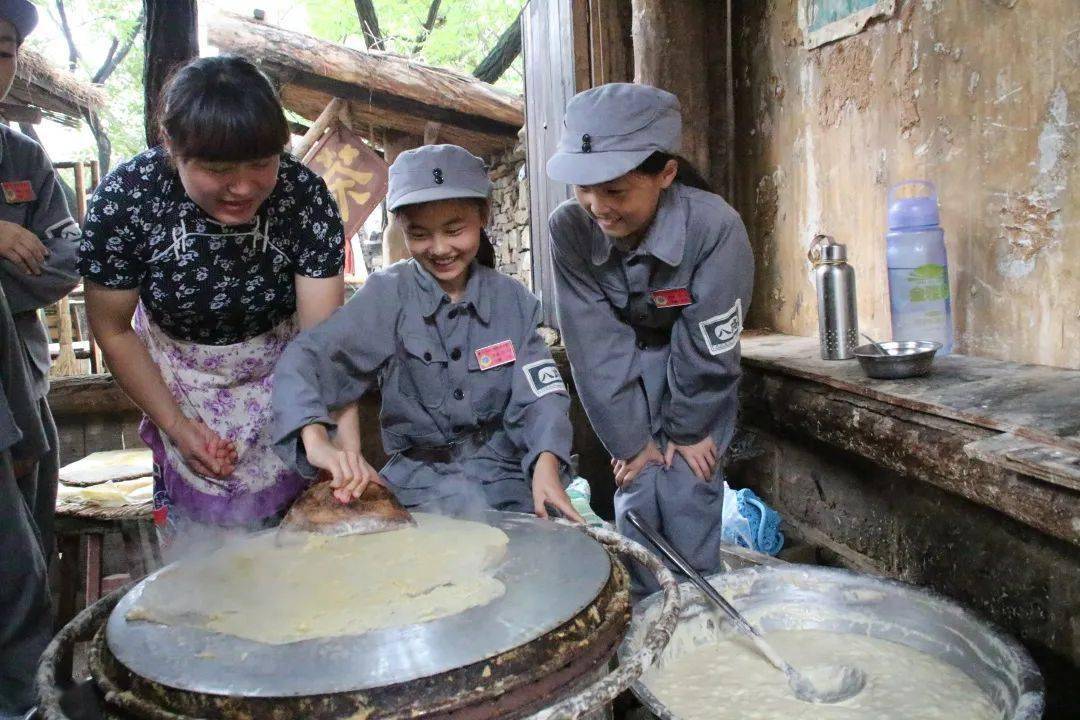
[54,450,159,628]
[741,334,1080,491]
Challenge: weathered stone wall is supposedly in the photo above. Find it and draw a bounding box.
[487,140,532,290]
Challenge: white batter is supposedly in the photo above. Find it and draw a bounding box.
[127,513,509,644]
[644,629,1000,719]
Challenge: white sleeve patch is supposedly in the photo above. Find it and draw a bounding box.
[45,218,81,241]
[523,359,567,398]
[698,298,742,356]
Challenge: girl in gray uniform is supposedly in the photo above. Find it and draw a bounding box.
[274,145,582,522]
[546,84,754,592]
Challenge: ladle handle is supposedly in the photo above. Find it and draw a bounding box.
[626,510,761,640]
[860,332,886,355]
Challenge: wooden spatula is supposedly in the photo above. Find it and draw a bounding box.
[280,477,415,537]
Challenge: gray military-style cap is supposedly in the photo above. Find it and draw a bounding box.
[546,83,682,186]
[0,0,37,43]
[387,144,492,211]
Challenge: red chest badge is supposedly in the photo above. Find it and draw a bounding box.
[474,339,516,370]
[2,180,34,204]
[651,287,693,308]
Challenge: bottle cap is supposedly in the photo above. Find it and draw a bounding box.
[821,243,847,262]
[888,180,940,229]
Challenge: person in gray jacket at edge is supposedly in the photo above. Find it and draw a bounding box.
[0,1,82,714]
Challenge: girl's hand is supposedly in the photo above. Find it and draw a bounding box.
[165,414,233,478]
[0,221,48,275]
[664,436,719,481]
[532,452,585,523]
[301,424,381,504]
[330,403,363,454]
[611,439,664,488]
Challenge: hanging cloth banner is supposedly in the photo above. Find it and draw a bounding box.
[304,123,389,273]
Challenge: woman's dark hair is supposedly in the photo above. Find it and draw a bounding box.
[634,152,712,192]
[159,55,289,162]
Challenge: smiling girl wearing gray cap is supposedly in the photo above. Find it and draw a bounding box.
[546,83,754,592]
[273,144,582,522]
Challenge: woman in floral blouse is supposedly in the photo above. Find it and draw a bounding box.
[79,55,349,544]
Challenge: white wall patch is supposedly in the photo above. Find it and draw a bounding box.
[699,299,743,356]
[523,359,567,397]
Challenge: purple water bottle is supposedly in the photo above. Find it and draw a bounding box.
[886,181,953,354]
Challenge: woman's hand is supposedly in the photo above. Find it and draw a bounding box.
[664,436,719,481]
[165,414,235,478]
[611,439,664,488]
[301,424,381,504]
[206,433,238,473]
[532,452,584,523]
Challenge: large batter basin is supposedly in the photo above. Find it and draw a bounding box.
[618,565,1044,720]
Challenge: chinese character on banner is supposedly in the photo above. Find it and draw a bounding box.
[303,126,389,273]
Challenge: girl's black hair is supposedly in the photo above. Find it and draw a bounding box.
[160,55,289,162]
[476,230,496,269]
[634,151,712,192]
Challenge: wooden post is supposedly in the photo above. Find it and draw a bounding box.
[73,161,86,224]
[631,0,711,178]
[423,121,442,146]
[51,161,85,377]
[80,159,105,372]
[293,97,345,161]
[588,0,633,86]
[571,1,592,92]
[381,132,421,266]
[143,0,198,147]
[522,0,579,327]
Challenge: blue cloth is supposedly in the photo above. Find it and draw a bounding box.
[722,487,784,556]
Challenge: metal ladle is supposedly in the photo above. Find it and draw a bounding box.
[626,511,867,704]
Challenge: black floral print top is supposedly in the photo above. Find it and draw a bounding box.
[78,147,344,345]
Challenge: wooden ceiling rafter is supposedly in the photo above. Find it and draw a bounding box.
[208,11,524,157]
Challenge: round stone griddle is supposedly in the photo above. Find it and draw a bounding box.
[106,511,611,697]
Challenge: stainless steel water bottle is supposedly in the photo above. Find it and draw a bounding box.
[809,234,859,360]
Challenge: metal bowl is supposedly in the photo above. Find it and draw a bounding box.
[853,340,942,379]
[618,565,1044,720]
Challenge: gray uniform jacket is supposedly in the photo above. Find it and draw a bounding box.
[0,392,18,452]
[0,284,46,461]
[0,126,82,398]
[549,183,754,460]
[273,259,573,509]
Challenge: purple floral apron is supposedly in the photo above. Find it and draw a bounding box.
[135,305,308,527]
